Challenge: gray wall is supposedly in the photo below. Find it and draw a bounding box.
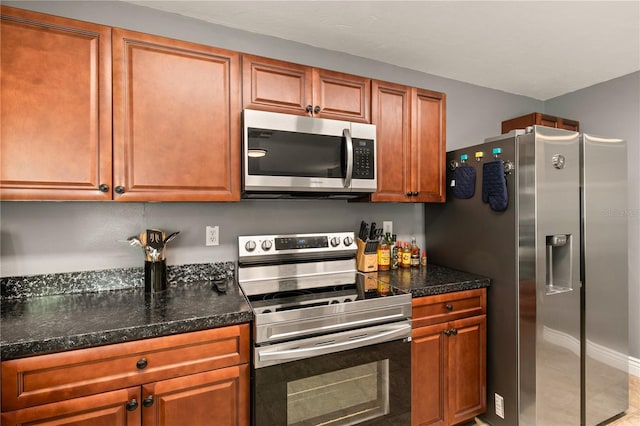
[546,71,640,359]
[2,1,636,359]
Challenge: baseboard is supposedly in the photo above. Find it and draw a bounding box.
[630,355,640,377]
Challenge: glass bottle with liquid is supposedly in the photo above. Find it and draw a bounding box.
[377,234,391,271]
[401,242,412,268]
[411,237,420,268]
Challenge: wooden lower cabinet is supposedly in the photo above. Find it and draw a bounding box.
[412,289,487,426]
[0,387,141,426]
[1,325,250,426]
[142,365,249,426]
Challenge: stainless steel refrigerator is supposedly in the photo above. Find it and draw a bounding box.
[425,126,628,425]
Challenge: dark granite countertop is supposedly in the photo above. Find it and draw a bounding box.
[373,264,490,297]
[1,263,486,361]
[0,263,252,361]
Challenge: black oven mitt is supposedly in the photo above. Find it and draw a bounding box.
[451,166,476,199]
[482,160,508,211]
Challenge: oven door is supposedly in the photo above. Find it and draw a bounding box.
[252,322,411,426]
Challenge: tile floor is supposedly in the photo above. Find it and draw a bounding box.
[470,375,639,425]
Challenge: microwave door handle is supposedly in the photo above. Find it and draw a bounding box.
[343,128,353,188]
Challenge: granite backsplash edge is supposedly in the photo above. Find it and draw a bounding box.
[1,261,236,300]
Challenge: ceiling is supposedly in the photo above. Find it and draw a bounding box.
[124,1,640,100]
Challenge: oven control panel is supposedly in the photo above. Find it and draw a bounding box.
[238,232,356,261]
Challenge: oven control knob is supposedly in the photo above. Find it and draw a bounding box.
[343,236,354,247]
[330,237,340,247]
[245,240,256,252]
[262,309,271,314]
[344,298,352,303]
[261,240,273,251]
[330,299,340,304]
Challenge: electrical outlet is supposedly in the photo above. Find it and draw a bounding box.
[495,393,505,419]
[383,221,393,236]
[206,226,219,246]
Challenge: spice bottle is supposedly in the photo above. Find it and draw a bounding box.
[401,242,412,268]
[391,234,399,269]
[396,240,403,267]
[411,237,420,268]
[377,235,390,271]
[421,250,428,267]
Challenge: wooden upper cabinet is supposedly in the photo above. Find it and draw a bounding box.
[242,55,370,123]
[501,112,579,134]
[412,89,446,202]
[371,81,411,202]
[0,6,112,200]
[371,81,446,202]
[242,55,312,116]
[313,68,370,122]
[112,29,241,201]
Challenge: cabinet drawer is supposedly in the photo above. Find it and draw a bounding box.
[1,324,249,411]
[412,288,486,328]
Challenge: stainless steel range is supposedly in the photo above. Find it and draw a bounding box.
[237,232,412,426]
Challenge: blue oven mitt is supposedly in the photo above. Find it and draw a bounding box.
[482,160,508,211]
[451,166,476,199]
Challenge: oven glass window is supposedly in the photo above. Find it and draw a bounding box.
[286,360,389,425]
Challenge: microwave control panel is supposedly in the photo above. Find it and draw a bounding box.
[352,139,375,179]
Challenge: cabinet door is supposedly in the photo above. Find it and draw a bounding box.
[447,315,487,425]
[371,80,411,202]
[313,69,370,123]
[0,6,112,200]
[538,113,560,128]
[412,89,446,202]
[142,364,249,426]
[242,55,312,116]
[412,322,449,426]
[0,387,141,426]
[559,118,580,131]
[113,29,240,201]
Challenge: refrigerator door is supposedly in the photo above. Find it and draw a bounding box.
[582,134,628,425]
[518,126,581,426]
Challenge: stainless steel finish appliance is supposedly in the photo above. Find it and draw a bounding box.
[238,232,412,425]
[242,109,377,198]
[425,126,628,425]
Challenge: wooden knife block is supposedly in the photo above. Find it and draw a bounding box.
[356,238,378,272]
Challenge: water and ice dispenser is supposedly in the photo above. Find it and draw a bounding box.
[545,234,573,294]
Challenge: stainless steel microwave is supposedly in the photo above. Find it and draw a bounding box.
[242,109,377,198]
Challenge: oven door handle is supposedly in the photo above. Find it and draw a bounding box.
[257,322,410,365]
